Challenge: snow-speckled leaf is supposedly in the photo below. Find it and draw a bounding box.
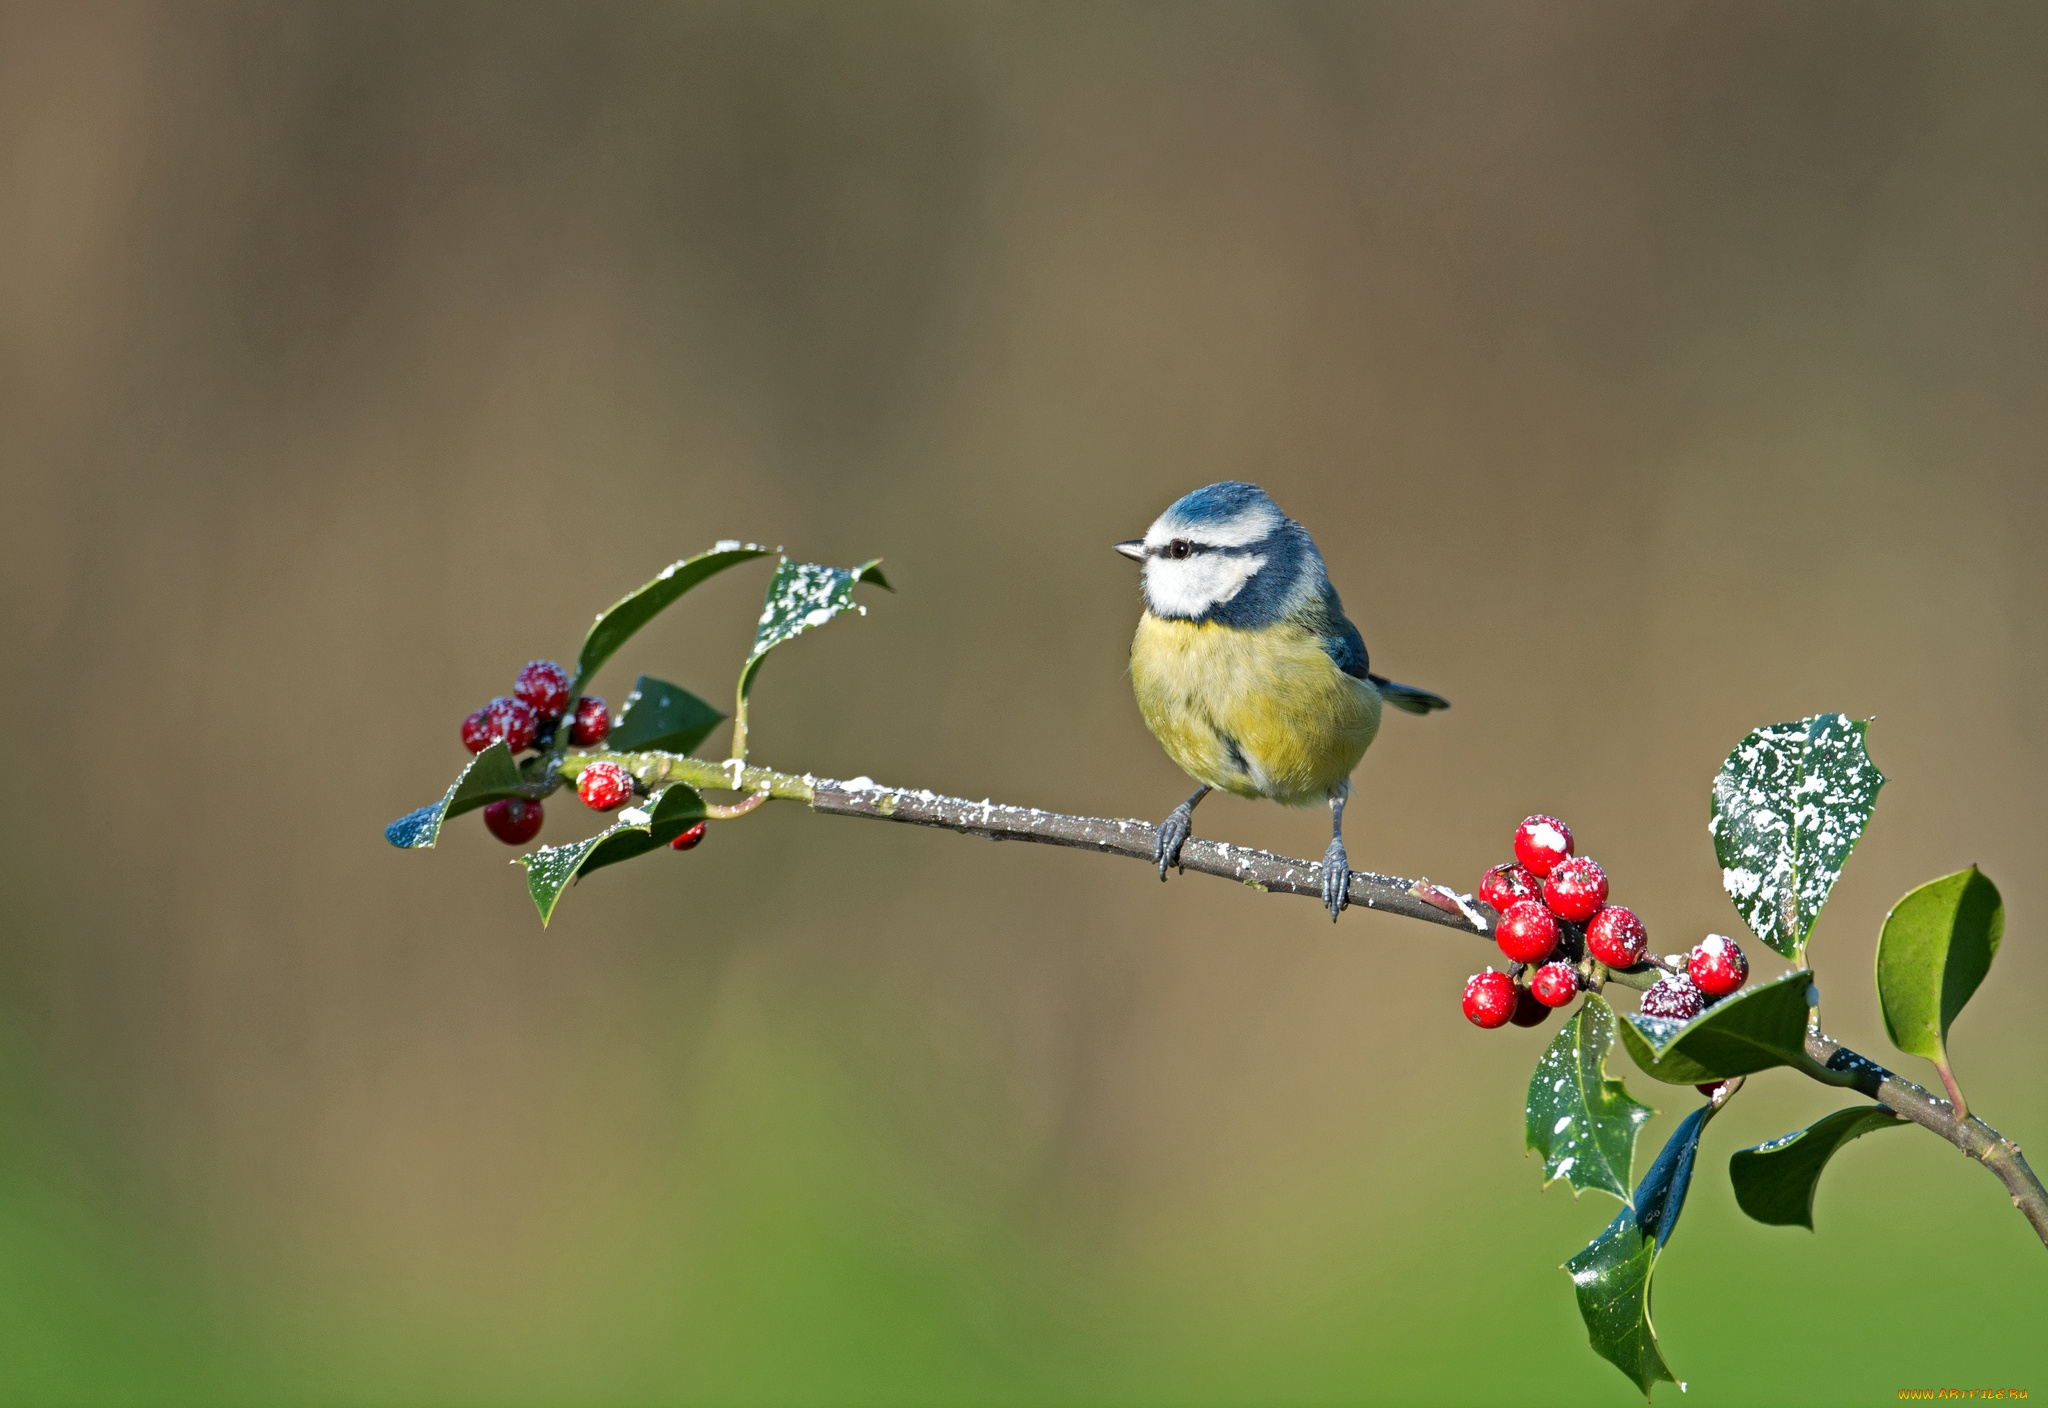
[1709,714,1884,959]
[608,675,725,756]
[1876,866,2003,1068]
[1729,1106,1905,1230]
[1527,996,1656,1202]
[1566,1104,1716,1400]
[1619,970,1818,1085]
[517,784,706,923]
[384,743,526,849]
[736,558,890,701]
[575,544,773,692]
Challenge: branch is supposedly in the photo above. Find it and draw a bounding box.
[1804,1029,2048,1248]
[560,753,2048,1249]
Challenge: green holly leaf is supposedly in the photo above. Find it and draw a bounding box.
[1709,714,1884,960]
[735,558,891,702]
[1875,866,2003,1071]
[517,784,706,924]
[1619,969,1819,1086]
[1729,1106,1906,1230]
[1527,996,1656,1202]
[608,675,725,755]
[384,743,528,849]
[1566,1104,1717,1399]
[575,544,774,693]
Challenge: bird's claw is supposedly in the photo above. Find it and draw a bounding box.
[1156,803,1197,880]
[1321,836,1350,921]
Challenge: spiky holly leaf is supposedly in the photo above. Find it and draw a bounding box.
[1709,714,1884,960]
[384,742,527,849]
[517,784,706,924]
[1875,866,2003,1072]
[1566,1104,1717,1400]
[1527,995,1655,1202]
[608,675,725,756]
[1619,970,1820,1086]
[736,558,891,704]
[574,544,773,693]
[1729,1106,1906,1230]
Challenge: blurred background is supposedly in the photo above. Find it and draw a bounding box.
[3,2,2045,1403]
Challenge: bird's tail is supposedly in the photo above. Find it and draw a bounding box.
[1370,675,1450,715]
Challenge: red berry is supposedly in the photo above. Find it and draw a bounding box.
[577,759,634,811]
[1513,814,1574,878]
[1688,934,1749,1000]
[1507,986,1553,1027]
[1639,973,1706,1021]
[569,696,610,747]
[482,797,544,844]
[1585,905,1648,967]
[1463,969,1516,1029]
[1478,862,1541,913]
[1544,856,1608,923]
[1530,962,1580,1008]
[514,660,572,719]
[1696,1082,1727,1098]
[1495,899,1560,964]
[669,821,707,851]
[465,696,538,753]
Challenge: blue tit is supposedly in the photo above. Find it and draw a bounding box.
[1114,482,1448,920]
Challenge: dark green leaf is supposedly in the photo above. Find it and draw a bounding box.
[736,558,890,702]
[384,743,526,849]
[516,784,704,924]
[1709,714,1884,960]
[1527,996,1656,1202]
[608,675,725,755]
[575,544,773,692]
[1876,866,2003,1068]
[1566,1105,1716,1399]
[1619,969,1818,1085]
[1729,1106,1906,1229]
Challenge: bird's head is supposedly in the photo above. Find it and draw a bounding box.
[1114,481,1319,623]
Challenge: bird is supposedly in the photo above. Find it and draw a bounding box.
[1115,481,1448,920]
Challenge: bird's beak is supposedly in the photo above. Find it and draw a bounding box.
[1113,539,1146,563]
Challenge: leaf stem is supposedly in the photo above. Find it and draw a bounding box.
[1933,1056,1969,1122]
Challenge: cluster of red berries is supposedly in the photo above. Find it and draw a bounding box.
[1460,815,1749,1030]
[460,660,613,844]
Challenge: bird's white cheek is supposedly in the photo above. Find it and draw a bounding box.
[1144,554,1266,617]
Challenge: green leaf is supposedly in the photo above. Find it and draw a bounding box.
[384,743,527,849]
[1709,714,1884,960]
[1619,969,1818,1085]
[736,558,891,702]
[1729,1106,1906,1229]
[1875,866,2003,1068]
[575,544,773,692]
[608,675,725,755]
[515,784,705,924]
[1527,996,1656,1202]
[1566,1104,1717,1399]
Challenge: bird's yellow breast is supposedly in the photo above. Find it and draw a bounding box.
[1130,613,1381,805]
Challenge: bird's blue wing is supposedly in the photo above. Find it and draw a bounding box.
[1323,614,1372,680]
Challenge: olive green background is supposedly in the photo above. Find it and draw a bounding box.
[3,3,2044,1403]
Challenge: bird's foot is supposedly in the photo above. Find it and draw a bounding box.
[1156,802,1198,879]
[1321,835,1350,920]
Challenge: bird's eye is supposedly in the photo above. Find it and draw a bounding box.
[1168,540,1193,559]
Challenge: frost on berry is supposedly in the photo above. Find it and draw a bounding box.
[570,696,611,747]
[1463,969,1516,1029]
[515,660,573,719]
[1544,856,1608,923]
[1513,815,1574,878]
[1508,986,1552,1027]
[1530,962,1580,1008]
[1496,899,1560,963]
[1585,905,1648,968]
[1687,933,1749,1000]
[469,696,538,753]
[1639,972,1706,1022]
[1478,862,1541,913]
[577,759,634,811]
[669,821,707,851]
[483,797,544,845]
